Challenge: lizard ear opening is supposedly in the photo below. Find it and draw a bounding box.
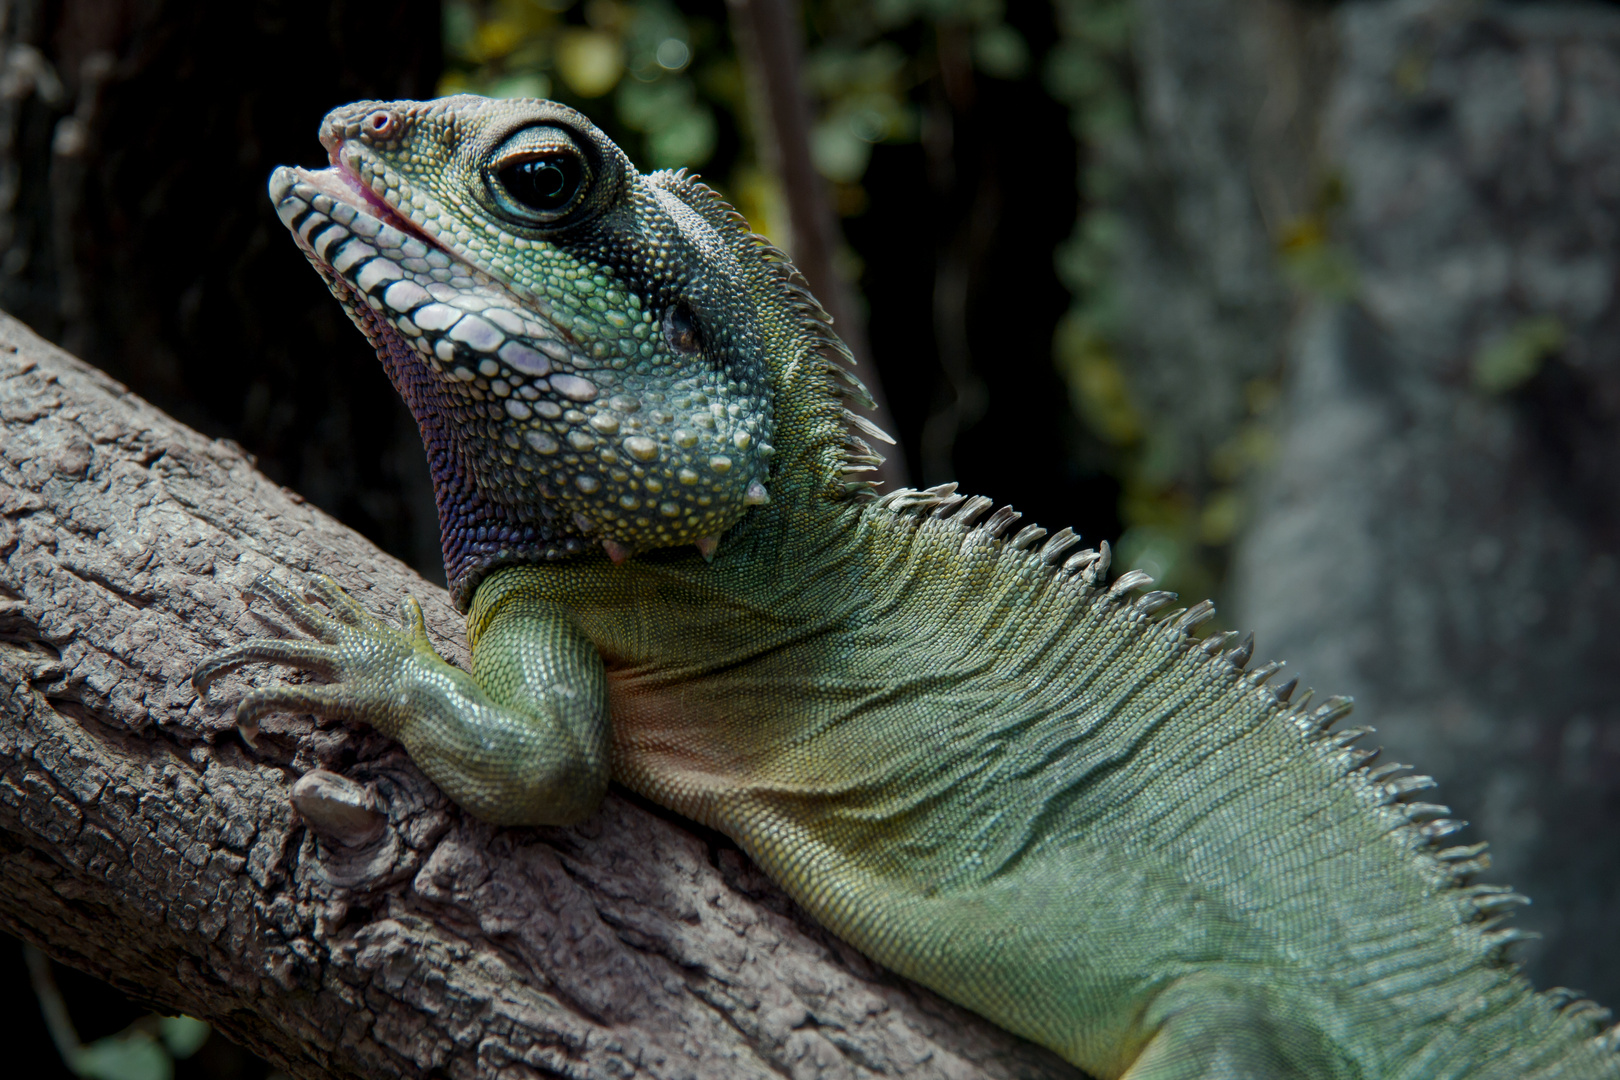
[661,301,704,357]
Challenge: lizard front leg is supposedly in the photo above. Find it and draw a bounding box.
[194,574,608,826]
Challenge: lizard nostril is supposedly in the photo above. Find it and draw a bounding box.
[364,109,400,140]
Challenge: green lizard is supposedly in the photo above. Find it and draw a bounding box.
[194,96,1620,1079]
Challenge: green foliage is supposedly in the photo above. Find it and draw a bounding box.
[1278,176,1358,300]
[804,41,911,183]
[159,1016,212,1059]
[59,1016,210,1080]
[973,23,1029,78]
[1043,0,1343,605]
[1474,315,1564,394]
[1045,0,1133,341]
[1045,0,1228,593]
[72,1031,172,1080]
[442,0,719,171]
[1053,310,1139,447]
[439,0,1029,240]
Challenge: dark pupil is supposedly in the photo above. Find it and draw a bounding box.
[500,154,582,212]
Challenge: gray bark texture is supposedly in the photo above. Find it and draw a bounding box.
[0,310,1079,1080]
[1117,0,1331,476]
[1113,0,1620,1006]
[1234,0,1620,1006]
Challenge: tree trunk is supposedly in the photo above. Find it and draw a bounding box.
[1230,0,1620,1008]
[1103,0,1620,1006]
[0,310,1080,1080]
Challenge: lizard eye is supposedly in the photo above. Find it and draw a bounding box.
[487,126,592,223]
[498,153,583,213]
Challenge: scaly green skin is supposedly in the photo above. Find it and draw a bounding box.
[194,97,1620,1079]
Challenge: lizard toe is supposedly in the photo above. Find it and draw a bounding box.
[305,573,375,627]
[192,638,341,695]
[234,683,364,747]
[247,573,348,642]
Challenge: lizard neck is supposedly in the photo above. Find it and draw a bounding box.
[648,171,891,514]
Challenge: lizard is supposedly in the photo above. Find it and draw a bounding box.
[192,95,1620,1079]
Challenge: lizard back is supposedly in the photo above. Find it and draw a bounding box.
[474,480,1620,1080]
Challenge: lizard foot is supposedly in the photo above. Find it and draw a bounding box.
[196,569,610,825]
[193,574,441,747]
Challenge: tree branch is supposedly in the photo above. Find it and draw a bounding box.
[0,311,1078,1080]
[727,0,909,492]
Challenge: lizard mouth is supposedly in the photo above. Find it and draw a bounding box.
[268,163,600,398]
[299,156,437,253]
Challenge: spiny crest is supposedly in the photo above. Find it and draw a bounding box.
[661,170,897,500]
[873,482,1615,1015]
[762,260,897,501]
[1547,988,1620,1048]
[876,482,1120,589]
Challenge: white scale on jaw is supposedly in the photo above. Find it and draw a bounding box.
[275,170,597,400]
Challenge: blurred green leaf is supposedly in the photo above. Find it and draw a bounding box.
[1044,41,1108,102]
[159,1016,211,1059]
[1474,316,1565,394]
[489,72,552,99]
[1052,0,1133,49]
[72,1032,170,1080]
[556,28,624,96]
[654,37,690,72]
[811,118,872,183]
[648,107,716,167]
[974,25,1028,77]
[1055,312,1141,446]
[1116,525,1179,582]
[443,2,478,57]
[1278,215,1358,299]
[616,78,715,166]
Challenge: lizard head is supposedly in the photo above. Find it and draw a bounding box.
[270,95,810,603]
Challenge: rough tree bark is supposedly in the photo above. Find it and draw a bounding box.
[1230,0,1620,1007]
[0,310,1080,1080]
[1105,0,1620,1007]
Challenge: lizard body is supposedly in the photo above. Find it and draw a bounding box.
[196,96,1620,1079]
